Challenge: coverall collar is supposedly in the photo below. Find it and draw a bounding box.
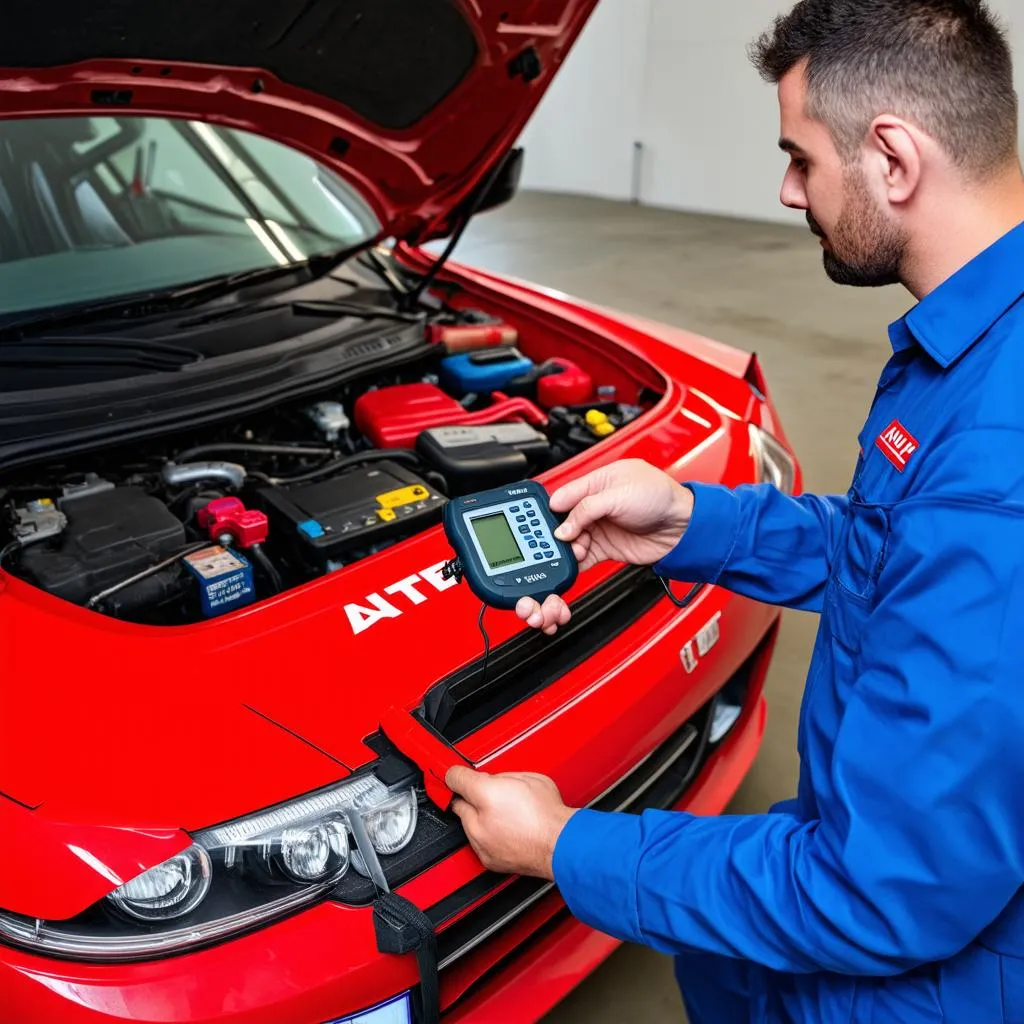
[888,218,1024,369]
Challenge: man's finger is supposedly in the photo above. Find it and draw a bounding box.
[571,536,591,564]
[555,492,616,543]
[446,765,490,803]
[517,594,570,631]
[543,601,571,634]
[450,797,478,828]
[545,593,571,631]
[548,467,609,515]
[536,594,569,631]
[516,595,545,629]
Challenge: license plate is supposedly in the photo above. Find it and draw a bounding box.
[326,993,412,1024]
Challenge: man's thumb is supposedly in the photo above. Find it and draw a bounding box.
[556,492,614,542]
[446,765,487,801]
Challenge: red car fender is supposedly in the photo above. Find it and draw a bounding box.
[0,797,189,920]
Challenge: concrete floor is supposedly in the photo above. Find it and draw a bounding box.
[452,191,914,1022]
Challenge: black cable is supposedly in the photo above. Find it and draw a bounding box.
[401,150,517,312]
[249,543,284,595]
[174,442,334,463]
[477,603,491,687]
[0,541,20,568]
[658,574,705,609]
[423,470,450,496]
[271,448,423,486]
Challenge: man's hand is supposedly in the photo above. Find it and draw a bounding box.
[517,459,694,634]
[446,766,579,880]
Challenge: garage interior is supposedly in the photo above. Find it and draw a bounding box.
[441,1,1024,1017]
[2,1,1023,1020]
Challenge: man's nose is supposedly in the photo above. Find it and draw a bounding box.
[780,167,808,210]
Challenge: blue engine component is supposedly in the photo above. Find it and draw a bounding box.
[440,348,535,395]
[183,545,255,618]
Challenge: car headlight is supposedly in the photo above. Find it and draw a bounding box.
[749,424,796,494]
[0,773,418,962]
[108,844,213,922]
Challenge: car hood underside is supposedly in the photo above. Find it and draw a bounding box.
[0,0,599,241]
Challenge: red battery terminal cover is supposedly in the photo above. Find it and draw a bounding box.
[354,382,548,449]
[197,497,269,549]
[537,358,594,408]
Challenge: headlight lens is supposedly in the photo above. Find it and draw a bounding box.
[278,817,350,884]
[362,792,418,856]
[0,774,419,962]
[108,844,212,922]
[749,424,796,494]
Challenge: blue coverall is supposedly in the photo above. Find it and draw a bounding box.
[553,221,1024,1023]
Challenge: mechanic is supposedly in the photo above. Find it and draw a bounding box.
[446,1,1024,1021]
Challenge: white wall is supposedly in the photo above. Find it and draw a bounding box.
[519,0,651,201]
[636,0,803,224]
[521,0,1024,225]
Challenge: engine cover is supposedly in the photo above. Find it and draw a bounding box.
[20,488,185,606]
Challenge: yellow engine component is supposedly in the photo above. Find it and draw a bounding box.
[376,485,431,509]
[584,409,617,438]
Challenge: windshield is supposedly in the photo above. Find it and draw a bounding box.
[0,116,381,316]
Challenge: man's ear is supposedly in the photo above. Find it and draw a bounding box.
[868,116,923,204]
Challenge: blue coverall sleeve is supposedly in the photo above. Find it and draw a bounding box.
[654,481,848,612]
[555,430,1024,975]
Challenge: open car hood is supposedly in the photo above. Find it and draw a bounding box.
[0,0,599,243]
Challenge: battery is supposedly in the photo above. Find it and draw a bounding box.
[254,461,447,567]
[183,546,255,618]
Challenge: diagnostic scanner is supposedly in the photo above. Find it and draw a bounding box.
[442,481,578,610]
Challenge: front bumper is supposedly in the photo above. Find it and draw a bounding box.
[1,586,778,1024]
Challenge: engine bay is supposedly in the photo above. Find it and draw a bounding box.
[1,337,659,625]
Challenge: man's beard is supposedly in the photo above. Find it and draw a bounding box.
[809,169,906,288]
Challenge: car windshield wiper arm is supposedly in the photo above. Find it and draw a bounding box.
[0,336,202,371]
[0,262,322,341]
[0,236,403,342]
[179,297,427,328]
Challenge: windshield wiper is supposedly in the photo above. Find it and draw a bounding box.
[180,297,427,328]
[0,243,379,341]
[0,336,201,371]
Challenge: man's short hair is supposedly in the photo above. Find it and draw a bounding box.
[750,0,1019,178]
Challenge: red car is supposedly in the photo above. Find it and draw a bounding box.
[0,2,800,1022]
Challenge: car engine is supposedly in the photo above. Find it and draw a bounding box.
[1,349,655,625]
